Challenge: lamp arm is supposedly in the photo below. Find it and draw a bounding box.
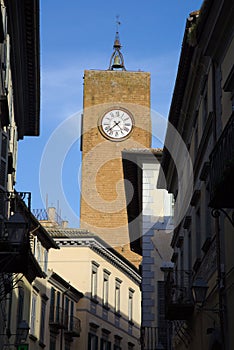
[211,208,234,227]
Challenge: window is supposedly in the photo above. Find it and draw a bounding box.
[103,270,110,307]
[17,287,24,326]
[91,261,99,300]
[40,299,46,343]
[205,184,211,239]
[37,241,41,265]
[49,287,55,322]
[0,131,8,190]
[194,123,198,153]
[65,297,69,328]
[30,293,37,335]
[115,278,122,314]
[49,287,61,323]
[128,342,135,350]
[70,301,74,331]
[188,231,192,271]
[65,341,70,350]
[196,208,201,258]
[88,333,98,350]
[100,338,111,350]
[101,330,111,350]
[56,291,61,323]
[202,91,208,127]
[50,337,56,350]
[44,249,48,273]
[128,288,134,323]
[114,335,122,350]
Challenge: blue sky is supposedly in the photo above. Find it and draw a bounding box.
[16,0,203,227]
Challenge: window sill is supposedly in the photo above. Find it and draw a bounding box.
[39,340,46,348]
[29,334,37,342]
[103,304,110,310]
[91,297,99,304]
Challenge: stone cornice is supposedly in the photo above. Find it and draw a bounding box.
[54,237,141,285]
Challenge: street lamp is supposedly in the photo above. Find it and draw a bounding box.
[0,320,30,349]
[17,320,30,343]
[192,277,209,304]
[5,212,28,247]
[0,211,29,274]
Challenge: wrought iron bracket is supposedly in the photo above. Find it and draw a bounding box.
[211,208,234,227]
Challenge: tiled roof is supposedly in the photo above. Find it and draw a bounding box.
[47,228,92,238]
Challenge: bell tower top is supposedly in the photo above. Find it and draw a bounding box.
[108,16,126,71]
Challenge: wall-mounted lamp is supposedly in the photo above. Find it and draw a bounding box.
[17,320,30,343]
[5,212,28,247]
[192,277,209,304]
[0,320,29,346]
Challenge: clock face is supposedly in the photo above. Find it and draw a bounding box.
[99,108,134,140]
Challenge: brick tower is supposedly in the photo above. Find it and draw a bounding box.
[80,29,151,266]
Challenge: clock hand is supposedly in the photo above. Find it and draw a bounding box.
[106,121,118,133]
[108,120,120,131]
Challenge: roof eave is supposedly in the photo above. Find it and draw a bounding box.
[5,0,40,139]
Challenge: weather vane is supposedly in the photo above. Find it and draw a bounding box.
[116,15,121,32]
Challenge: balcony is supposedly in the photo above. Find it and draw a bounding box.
[210,112,234,208]
[49,307,67,330]
[165,270,194,320]
[64,316,81,338]
[141,326,171,350]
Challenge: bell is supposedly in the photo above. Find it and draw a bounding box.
[112,55,122,68]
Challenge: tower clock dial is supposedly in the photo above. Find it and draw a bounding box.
[99,108,134,141]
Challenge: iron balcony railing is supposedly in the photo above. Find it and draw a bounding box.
[210,112,234,208]
[49,307,81,337]
[165,270,194,320]
[65,315,81,337]
[32,208,63,226]
[141,326,172,350]
[49,307,68,329]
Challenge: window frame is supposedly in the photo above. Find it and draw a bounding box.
[115,278,122,315]
[91,261,99,301]
[103,269,110,308]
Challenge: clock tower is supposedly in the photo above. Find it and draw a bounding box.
[80,30,151,266]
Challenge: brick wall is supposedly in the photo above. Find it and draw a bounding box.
[80,70,151,266]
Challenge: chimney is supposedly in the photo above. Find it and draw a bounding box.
[47,207,56,222]
[61,220,68,228]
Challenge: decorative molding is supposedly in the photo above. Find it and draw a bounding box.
[54,237,141,284]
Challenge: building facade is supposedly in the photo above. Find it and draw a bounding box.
[0,0,42,349]
[45,227,142,350]
[123,149,173,349]
[160,0,234,349]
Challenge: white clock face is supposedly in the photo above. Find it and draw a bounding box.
[100,109,134,140]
